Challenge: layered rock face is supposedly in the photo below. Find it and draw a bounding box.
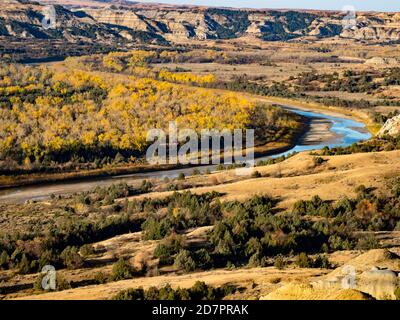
[0,0,165,44]
[1,1,400,44]
[378,115,400,137]
[81,6,400,42]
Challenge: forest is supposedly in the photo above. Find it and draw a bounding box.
[0,51,303,174]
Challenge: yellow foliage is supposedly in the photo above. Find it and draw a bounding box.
[158,69,216,84]
[0,54,295,165]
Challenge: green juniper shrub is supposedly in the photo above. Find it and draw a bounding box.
[111,258,133,281]
[251,170,262,178]
[178,173,185,180]
[0,250,10,269]
[142,191,223,241]
[94,271,108,284]
[356,234,379,250]
[295,252,313,268]
[313,254,331,269]
[60,246,84,269]
[167,183,179,191]
[174,249,196,272]
[313,156,325,166]
[56,274,72,291]
[141,217,172,240]
[395,286,400,300]
[113,281,235,300]
[274,254,286,270]
[192,249,212,269]
[192,169,201,175]
[114,287,145,300]
[295,253,331,269]
[247,254,262,267]
[18,254,32,274]
[153,234,183,265]
[140,180,153,193]
[80,244,95,257]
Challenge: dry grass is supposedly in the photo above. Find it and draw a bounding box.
[13,267,327,300]
[127,150,400,209]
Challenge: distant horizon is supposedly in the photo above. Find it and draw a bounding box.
[131,0,400,12]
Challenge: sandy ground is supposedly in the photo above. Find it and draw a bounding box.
[14,267,327,300]
[13,248,399,300]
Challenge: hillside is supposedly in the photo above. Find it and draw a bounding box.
[1,1,399,62]
[39,0,400,42]
[1,1,400,45]
[0,0,165,43]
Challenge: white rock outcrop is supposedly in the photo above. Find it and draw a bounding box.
[378,115,400,137]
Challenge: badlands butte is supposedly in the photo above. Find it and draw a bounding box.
[2,0,400,62]
[0,0,400,302]
[4,0,400,42]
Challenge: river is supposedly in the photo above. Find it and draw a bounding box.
[0,105,371,204]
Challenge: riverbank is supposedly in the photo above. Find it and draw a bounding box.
[0,104,371,204]
[0,128,306,191]
[261,96,380,135]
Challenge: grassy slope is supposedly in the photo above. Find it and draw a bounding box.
[125,150,400,209]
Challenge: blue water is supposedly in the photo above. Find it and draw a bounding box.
[264,107,372,159]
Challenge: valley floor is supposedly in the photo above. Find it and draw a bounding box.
[3,149,400,300]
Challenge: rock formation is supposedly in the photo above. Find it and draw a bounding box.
[378,115,400,137]
[2,1,400,44]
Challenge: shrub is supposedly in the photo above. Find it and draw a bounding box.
[251,170,262,178]
[174,250,196,272]
[313,156,325,166]
[113,288,145,300]
[94,271,108,284]
[274,255,286,270]
[295,252,313,268]
[395,286,400,300]
[140,180,153,193]
[247,254,261,267]
[313,255,331,269]
[356,234,379,250]
[111,258,133,281]
[178,173,185,180]
[80,244,95,257]
[112,281,234,300]
[0,250,10,269]
[192,169,201,175]
[245,237,262,257]
[33,273,46,291]
[193,249,212,269]
[56,274,72,291]
[18,254,31,274]
[154,234,183,265]
[292,200,307,215]
[190,281,212,300]
[60,246,84,269]
[141,217,170,240]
